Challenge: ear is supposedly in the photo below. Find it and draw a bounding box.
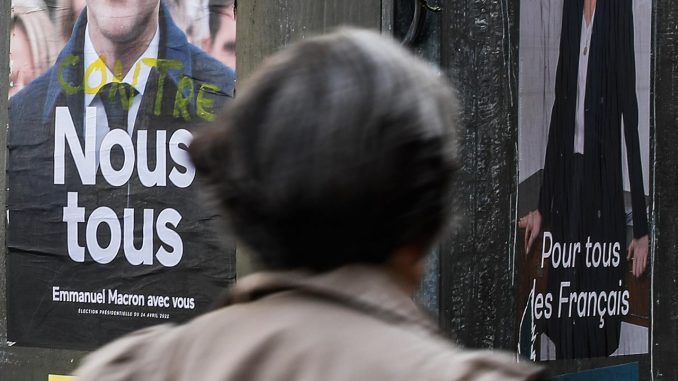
[392,245,427,268]
[387,245,428,293]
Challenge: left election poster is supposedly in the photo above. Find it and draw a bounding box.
[7,0,237,349]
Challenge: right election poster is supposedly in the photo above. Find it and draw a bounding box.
[516,0,652,360]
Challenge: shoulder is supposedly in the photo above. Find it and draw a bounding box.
[188,294,546,381]
[186,43,236,98]
[340,321,546,381]
[75,294,546,381]
[9,68,55,143]
[10,68,53,115]
[75,324,177,381]
[414,348,548,381]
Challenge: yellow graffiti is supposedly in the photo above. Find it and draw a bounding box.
[83,55,108,94]
[102,82,137,111]
[48,375,74,381]
[174,76,195,122]
[57,55,82,95]
[57,54,223,122]
[197,83,220,122]
[153,58,184,116]
[84,56,157,94]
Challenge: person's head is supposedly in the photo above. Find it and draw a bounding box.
[10,5,58,96]
[204,0,236,69]
[86,0,159,44]
[190,29,459,282]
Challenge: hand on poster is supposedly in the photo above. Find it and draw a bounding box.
[519,209,542,255]
[627,234,649,278]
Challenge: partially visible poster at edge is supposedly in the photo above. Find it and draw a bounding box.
[7,0,237,349]
[516,0,652,360]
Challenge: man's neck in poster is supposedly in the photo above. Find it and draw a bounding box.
[88,18,159,80]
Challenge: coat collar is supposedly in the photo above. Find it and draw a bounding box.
[42,1,192,125]
[223,265,441,335]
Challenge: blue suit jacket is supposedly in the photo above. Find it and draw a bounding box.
[8,2,236,349]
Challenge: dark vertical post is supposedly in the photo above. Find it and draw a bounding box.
[0,0,11,369]
[439,0,520,350]
[651,0,678,379]
[237,0,382,82]
[392,0,444,318]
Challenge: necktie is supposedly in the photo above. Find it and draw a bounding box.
[86,83,138,263]
[99,83,137,171]
[95,82,138,210]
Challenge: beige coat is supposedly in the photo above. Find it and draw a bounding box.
[76,265,546,381]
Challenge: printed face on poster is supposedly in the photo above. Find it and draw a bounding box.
[7,0,237,349]
[516,0,652,360]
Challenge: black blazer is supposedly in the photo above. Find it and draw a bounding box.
[538,0,648,244]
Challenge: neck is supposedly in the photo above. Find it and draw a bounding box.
[384,246,426,295]
[88,17,158,79]
[584,0,596,24]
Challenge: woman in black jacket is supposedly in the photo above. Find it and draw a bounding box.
[520,0,649,359]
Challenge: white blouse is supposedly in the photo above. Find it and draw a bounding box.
[574,10,595,154]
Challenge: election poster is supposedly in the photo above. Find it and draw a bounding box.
[7,0,237,348]
[516,0,652,360]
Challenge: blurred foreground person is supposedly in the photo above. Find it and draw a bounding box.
[76,29,545,381]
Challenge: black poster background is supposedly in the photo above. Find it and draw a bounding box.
[7,1,237,349]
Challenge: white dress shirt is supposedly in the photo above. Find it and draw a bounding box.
[574,10,595,154]
[83,23,160,161]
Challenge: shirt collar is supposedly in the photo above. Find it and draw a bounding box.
[83,22,160,107]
